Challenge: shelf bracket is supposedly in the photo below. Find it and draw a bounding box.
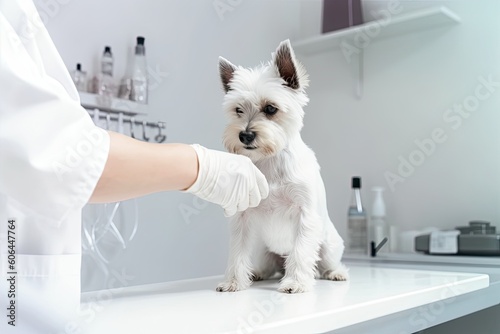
[350,48,364,100]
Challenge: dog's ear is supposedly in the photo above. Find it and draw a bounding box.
[219,57,237,93]
[273,39,308,90]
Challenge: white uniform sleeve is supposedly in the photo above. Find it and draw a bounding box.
[0,2,110,225]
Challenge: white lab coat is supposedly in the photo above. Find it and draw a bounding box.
[0,0,110,333]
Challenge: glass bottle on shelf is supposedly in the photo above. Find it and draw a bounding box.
[97,46,116,97]
[130,36,148,104]
[71,63,87,92]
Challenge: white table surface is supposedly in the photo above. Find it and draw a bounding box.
[79,264,489,334]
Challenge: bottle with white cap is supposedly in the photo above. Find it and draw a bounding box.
[370,187,389,254]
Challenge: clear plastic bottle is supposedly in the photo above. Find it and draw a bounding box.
[130,36,148,104]
[71,63,87,92]
[98,46,116,97]
[370,187,389,254]
[347,177,368,254]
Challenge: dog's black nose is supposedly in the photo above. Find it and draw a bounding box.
[239,131,256,145]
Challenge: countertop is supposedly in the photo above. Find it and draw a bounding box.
[79,259,494,334]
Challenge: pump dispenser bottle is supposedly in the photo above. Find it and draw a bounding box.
[347,177,368,254]
[370,187,388,254]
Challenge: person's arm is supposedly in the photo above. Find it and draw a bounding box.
[89,131,198,203]
[89,131,269,217]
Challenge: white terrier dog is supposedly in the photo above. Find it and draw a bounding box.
[216,40,348,294]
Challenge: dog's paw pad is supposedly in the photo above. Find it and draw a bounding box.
[278,279,310,294]
[322,266,349,281]
[216,280,245,292]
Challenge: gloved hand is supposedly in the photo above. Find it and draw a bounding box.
[185,144,269,217]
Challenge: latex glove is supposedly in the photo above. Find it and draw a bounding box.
[185,144,269,217]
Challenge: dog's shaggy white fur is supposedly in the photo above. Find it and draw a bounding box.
[216,40,348,294]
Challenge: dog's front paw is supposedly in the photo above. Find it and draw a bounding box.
[216,279,248,292]
[278,278,312,294]
[322,264,349,281]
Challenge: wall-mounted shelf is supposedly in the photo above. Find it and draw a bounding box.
[294,6,461,55]
[293,6,461,99]
[79,92,149,116]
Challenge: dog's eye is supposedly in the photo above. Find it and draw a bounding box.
[235,107,243,114]
[263,105,278,115]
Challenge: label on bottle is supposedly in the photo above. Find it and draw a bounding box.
[348,215,368,254]
[131,78,148,103]
[429,231,460,254]
[102,60,113,77]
